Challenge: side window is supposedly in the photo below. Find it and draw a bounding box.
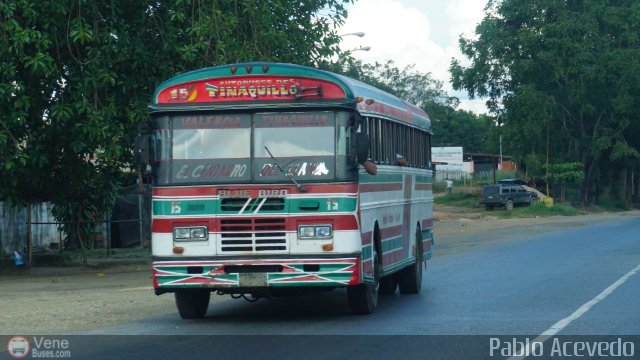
[502,188,509,194]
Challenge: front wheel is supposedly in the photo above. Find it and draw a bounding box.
[348,249,380,314]
[530,196,537,205]
[175,289,210,319]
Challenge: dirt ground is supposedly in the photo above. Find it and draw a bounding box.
[1,206,638,335]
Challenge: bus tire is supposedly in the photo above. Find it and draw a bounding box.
[175,289,210,319]
[398,227,423,294]
[348,248,380,314]
[379,275,397,295]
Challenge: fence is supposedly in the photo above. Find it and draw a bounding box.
[0,202,62,257]
[0,184,151,259]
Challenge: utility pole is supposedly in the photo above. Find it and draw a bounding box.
[546,126,550,197]
[499,134,503,170]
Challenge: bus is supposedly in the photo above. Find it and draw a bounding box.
[135,62,435,318]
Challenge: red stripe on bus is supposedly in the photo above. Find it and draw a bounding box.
[414,183,432,190]
[379,225,403,239]
[152,214,358,233]
[359,183,403,193]
[361,231,372,245]
[153,183,358,197]
[359,101,413,122]
[421,218,433,229]
[381,248,404,264]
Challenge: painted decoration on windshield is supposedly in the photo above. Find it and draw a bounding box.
[171,159,251,183]
[156,76,346,104]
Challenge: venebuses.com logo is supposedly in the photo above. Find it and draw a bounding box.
[6,336,30,358]
[6,336,71,358]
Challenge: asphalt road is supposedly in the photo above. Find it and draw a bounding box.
[11,216,637,359]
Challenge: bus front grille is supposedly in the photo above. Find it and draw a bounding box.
[219,218,287,253]
[220,197,285,213]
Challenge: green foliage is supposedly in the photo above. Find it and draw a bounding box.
[451,0,640,205]
[0,0,350,249]
[429,105,497,153]
[489,203,582,218]
[434,192,480,208]
[544,162,584,184]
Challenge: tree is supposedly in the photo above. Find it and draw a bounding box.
[544,162,584,202]
[450,0,640,205]
[0,0,351,252]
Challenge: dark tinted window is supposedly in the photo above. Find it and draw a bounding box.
[483,185,500,196]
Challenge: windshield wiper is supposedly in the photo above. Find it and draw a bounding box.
[264,146,307,193]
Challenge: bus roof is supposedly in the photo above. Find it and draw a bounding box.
[150,62,432,133]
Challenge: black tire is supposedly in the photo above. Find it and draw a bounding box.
[348,248,380,314]
[379,275,397,295]
[505,199,514,211]
[398,228,423,294]
[530,196,537,205]
[175,289,210,319]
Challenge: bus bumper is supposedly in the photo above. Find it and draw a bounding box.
[152,256,362,294]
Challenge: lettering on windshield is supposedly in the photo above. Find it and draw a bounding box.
[257,113,330,127]
[179,115,246,129]
[176,163,248,180]
[260,162,330,177]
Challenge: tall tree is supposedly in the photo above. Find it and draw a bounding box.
[0,0,351,249]
[450,0,640,205]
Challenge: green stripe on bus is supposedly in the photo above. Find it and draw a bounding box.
[153,200,216,216]
[415,175,432,184]
[153,197,356,216]
[360,173,403,183]
[381,236,403,253]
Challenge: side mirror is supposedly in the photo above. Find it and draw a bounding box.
[355,133,370,164]
[134,134,150,165]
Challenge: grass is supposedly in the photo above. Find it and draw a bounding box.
[83,247,148,260]
[487,203,582,218]
[0,247,149,268]
[434,192,480,208]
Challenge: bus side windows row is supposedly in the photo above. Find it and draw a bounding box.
[361,116,431,168]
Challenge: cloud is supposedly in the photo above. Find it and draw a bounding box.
[339,0,488,114]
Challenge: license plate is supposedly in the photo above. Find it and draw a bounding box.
[239,273,268,287]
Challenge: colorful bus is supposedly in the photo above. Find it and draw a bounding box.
[135,62,434,318]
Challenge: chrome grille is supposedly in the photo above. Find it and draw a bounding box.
[219,218,287,253]
[220,197,285,213]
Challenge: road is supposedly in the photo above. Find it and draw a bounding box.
[2,215,638,359]
[83,216,639,336]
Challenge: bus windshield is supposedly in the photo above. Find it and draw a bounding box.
[151,111,353,185]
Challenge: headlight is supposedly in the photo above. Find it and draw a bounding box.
[190,227,207,239]
[174,228,192,239]
[173,226,208,241]
[298,225,332,239]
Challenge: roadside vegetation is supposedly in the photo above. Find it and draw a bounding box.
[488,203,582,218]
[434,192,480,208]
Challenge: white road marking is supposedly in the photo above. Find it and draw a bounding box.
[508,262,640,360]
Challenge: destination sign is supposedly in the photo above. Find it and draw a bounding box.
[156,76,346,104]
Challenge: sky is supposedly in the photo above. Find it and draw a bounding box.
[338,0,489,114]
